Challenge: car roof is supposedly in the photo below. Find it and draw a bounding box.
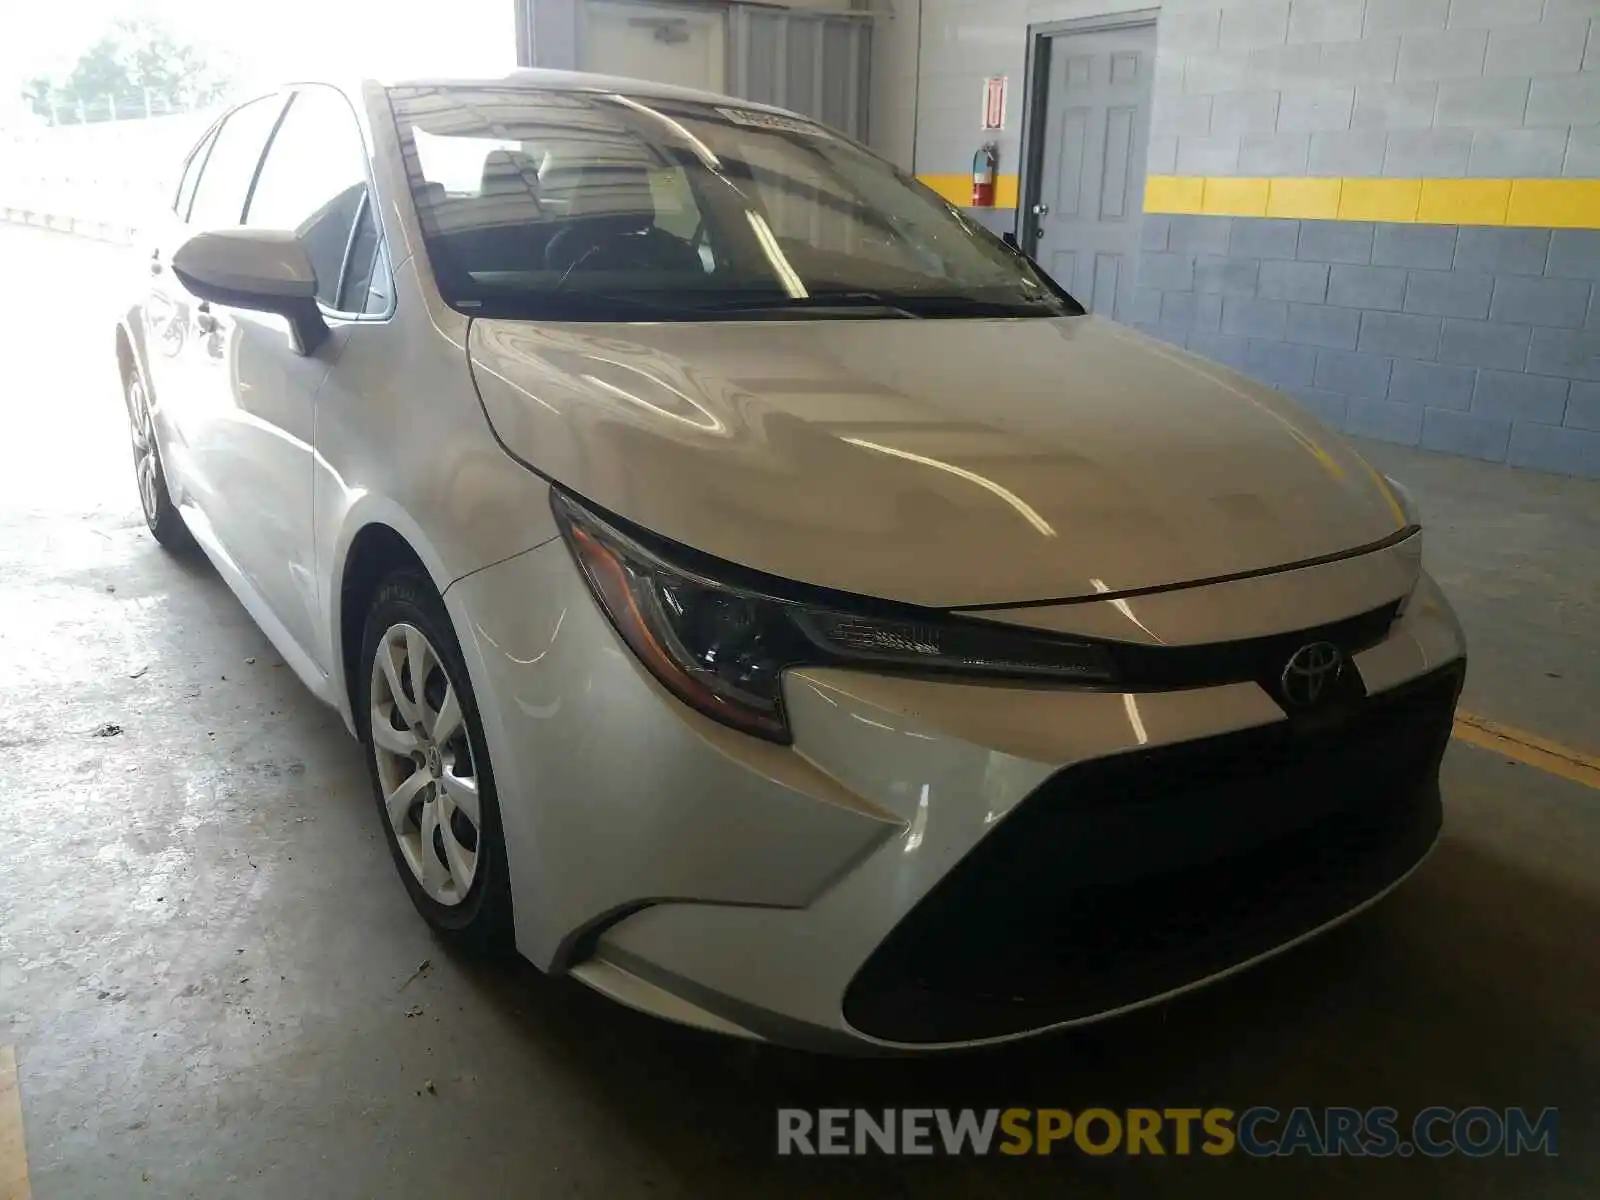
[373,68,770,112]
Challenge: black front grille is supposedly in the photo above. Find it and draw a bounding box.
[843,662,1464,1045]
[1103,600,1401,696]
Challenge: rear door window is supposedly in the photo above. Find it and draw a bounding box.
[173,125,220,220]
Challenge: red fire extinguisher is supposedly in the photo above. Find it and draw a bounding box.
[972,143,998,208]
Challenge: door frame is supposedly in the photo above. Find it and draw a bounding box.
[1016,9,1159,257]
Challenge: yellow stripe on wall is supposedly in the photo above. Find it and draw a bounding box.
[1418,179,1512,225]
[918,173,1021,209]
[1146,175,1600,229]
[920,173,1600,230]
[1146,174,1205,213]
[1266,178,1342,219]
[1506,179,1600,228]
[1202,177,1270,216]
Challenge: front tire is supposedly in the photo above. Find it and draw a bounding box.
[359,570,514,953]
[125,370,193,551]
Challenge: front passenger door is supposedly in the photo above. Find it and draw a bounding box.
[201,84,383,667]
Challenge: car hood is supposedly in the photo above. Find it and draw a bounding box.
[467,314,1408,607]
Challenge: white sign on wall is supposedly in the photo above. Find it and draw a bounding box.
[982,76,1008,131]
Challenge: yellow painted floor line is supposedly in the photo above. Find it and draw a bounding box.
[1454,711,1600,791]
[0,1047,31,1200]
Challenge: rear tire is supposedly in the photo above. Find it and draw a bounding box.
[125,370,194,552]
[359,569,514,954]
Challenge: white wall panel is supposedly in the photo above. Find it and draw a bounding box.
[913,0,1154,178]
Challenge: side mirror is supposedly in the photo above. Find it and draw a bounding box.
[171,229,330,355]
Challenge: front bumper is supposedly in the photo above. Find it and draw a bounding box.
[448,535,1466,1053]
[841,664,1457,1044]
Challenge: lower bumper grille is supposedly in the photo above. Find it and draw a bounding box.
[843,662,1464,1045]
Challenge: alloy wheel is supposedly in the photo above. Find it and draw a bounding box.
[128,377,160,523]
[369,622,481,906]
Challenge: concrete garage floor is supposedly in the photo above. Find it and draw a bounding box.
[0,225,1596,1198]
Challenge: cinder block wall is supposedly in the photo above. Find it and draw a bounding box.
[1137,0,1600,476]
[905,0,1600,478]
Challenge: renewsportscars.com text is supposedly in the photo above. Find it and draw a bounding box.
[777,1106,1558,1158]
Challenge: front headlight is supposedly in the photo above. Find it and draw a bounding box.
[1383,473,1421,528]
[551,489,1115,743]
[1381,474,1424,615]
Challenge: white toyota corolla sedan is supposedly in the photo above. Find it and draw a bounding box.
[116,69,1466,1052]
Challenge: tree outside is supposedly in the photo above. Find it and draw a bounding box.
[22,18,233,124]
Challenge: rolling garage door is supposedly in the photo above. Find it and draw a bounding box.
[728,6,870,143]
[537,1,870,142]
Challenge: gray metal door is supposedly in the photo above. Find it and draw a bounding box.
[1030,23,1155,320]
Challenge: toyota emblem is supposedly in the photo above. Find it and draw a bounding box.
[1280,642,1343,709]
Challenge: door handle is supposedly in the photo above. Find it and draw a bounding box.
[1032,203,1050,217]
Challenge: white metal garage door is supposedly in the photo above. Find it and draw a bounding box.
[528,1,872,141]
[729,7,871,143]
[578,1,728,92]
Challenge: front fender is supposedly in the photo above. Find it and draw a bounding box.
[115,309,151,406]
[318,482,561,736]
[311,257,563,736]
[320,493,465,734]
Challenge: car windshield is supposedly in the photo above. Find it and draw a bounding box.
[388,85,1083,322]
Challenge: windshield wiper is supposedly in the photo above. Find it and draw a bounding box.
[694,291,1072,319]
[459,288,1065,321]
[462,288,920,320]
[889,293,1068,317]
[465,290,690,319]
[684,291,922,318]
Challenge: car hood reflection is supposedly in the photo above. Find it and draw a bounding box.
[467,314,1407,608]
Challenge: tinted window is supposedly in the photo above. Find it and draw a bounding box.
[245,86,374,310]
[187,96,284,230]
[390,86,1080,322]
[173,125,219,219]
[337,204,391,315]
[365,243,393,315]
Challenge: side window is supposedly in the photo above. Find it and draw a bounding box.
[173,125,219,219]
[186,96,285,230]
[647,165,700,242]
[336,203,391,315]
[362,243,393,316]
[245,86,376,312]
